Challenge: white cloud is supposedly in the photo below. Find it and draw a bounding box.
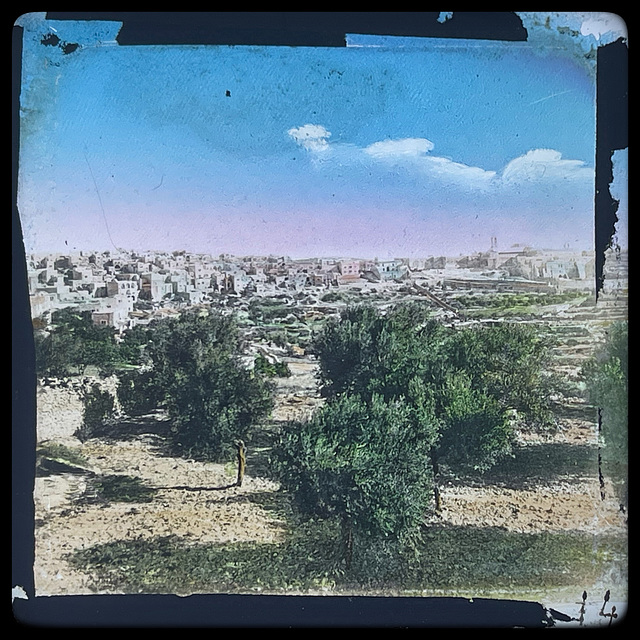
[287,124,332,152]
[501,148,594,184]
[364,137,434,158]
[365,137,495,189]
[286,127,592,193]
[421,155,497,188]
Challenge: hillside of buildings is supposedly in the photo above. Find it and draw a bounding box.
[26,244,605,336]
[27,244,625,401]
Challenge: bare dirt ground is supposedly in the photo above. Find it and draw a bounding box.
[32,359,319,595]
[32,358,627,599]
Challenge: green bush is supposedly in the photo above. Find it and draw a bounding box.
[436,371,513,472]
[116,369,164,416]
[127,310,274,461]
[253,354,292,378]
[320,291,343,303]
[272,394,435,568]
[77,383,116,441]
[270,332,288,348]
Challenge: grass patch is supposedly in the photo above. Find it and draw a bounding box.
[454,291,590,319]
[67,516,625,596]
[408,526,623,593]
[463,306,537,319]
[455,292,586,311]
[68,517,342,595]
[36,442,88,468]
[445,442,599,489]
[36,441,91,475]
[90,474,158,504]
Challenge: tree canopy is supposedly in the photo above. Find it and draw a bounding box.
[272,393,436,568]
[312,304,554,471]
[34,308,119,377]
[117,310,274,461]
[273,303,556,566]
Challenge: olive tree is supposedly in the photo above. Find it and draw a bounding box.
[310,304,554,507]
[272,393,436,570]
[117,310,274,461]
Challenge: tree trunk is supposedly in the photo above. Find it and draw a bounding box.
[430,446,442,512]
[235,439,246,487]
[341,515,354,570]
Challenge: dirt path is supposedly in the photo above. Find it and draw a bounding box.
[32,359,627,597]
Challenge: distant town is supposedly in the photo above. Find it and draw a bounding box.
[24,237,615,335]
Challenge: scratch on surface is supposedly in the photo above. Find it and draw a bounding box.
[528,90,573,105]
[597,409,606,501]
[83,150,119,251]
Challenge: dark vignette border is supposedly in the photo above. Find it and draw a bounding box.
[12,11,628,629]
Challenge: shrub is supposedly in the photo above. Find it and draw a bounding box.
[77,383,116,441]
[272,394,435,568]
[253,355,292,378]
[116,369,165,416]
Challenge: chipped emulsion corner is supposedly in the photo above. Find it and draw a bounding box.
[12,585,28,603]
[516,13,628,281]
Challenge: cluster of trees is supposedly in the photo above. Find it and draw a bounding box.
[37,303,558,566]
[271,304,556,569]
[35,308,276,461]
[34,308,155,378]
[34,308,123,377]
[33,300,627,584]
[115,311,275,460]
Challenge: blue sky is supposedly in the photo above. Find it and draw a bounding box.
[16,13,625,259]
